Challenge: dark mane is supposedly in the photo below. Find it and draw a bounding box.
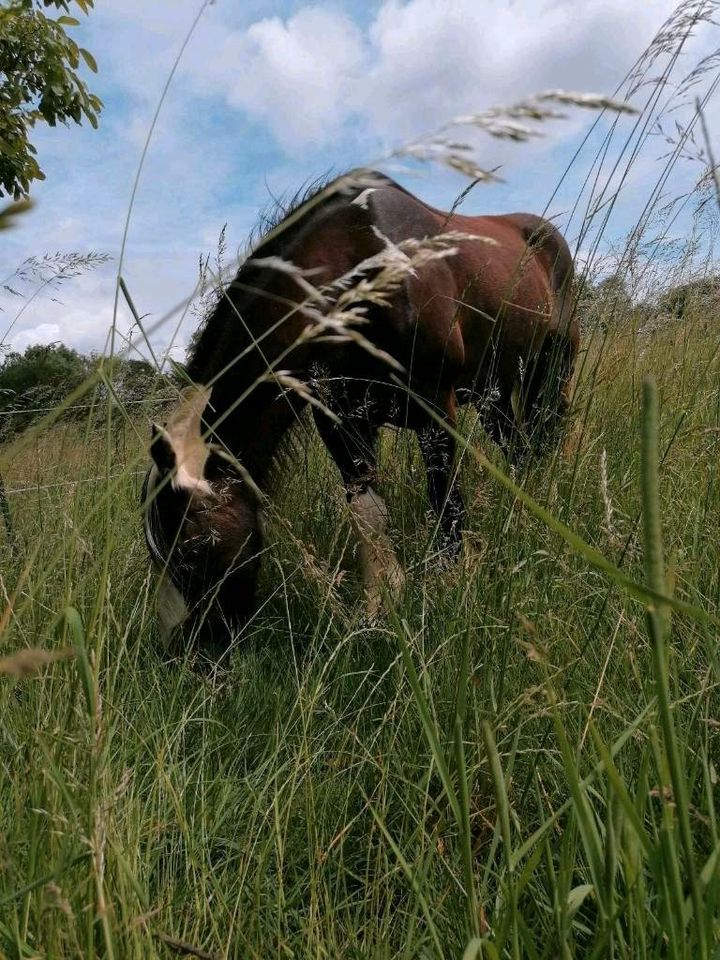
[185,168,393,381]
[246,169,343,252]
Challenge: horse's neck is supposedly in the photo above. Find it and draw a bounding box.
[212,389,299,485]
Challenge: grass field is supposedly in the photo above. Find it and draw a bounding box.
[1,285,719,958]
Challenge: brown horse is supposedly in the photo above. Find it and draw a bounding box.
[143,170,578,652]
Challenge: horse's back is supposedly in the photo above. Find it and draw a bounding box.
[247,174,579,404]
[338,181,579,397]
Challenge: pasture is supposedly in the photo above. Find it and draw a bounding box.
[0,275,719,957]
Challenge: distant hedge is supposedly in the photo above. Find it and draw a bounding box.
[0,342,173,440]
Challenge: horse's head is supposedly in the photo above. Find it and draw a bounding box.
[142,385,263,655]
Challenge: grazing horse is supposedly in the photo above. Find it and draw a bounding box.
[143,170,578,652]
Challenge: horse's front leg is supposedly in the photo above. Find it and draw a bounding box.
[416,388,466,560]
[312,406,404,617]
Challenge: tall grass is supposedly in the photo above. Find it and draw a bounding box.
[2,2,720,957]
[2,262,719,959]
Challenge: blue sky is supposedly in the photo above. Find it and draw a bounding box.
[1,0,717,360]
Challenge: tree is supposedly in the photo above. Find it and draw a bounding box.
[0,341,89,398]
[656,275,720,319]
[592,271,632,311]
[0,0,101,199]
[0,343,171,439]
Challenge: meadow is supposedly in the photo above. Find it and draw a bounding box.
[0,264,719,959]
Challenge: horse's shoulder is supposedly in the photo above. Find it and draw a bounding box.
[362,180,444,241]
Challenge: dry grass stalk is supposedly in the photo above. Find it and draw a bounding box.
[0,645,76,677]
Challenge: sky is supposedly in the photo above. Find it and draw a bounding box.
[1,0,718,362]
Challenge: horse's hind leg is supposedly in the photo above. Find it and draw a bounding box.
[522,334,575,456]
[415,388,466,560]
[312,406,404,617]
[470,377,532,466]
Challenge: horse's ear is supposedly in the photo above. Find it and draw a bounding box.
[150,422,176,474]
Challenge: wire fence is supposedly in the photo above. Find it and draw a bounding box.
[4,470,146,497]
[0,466,146,553]
[0,280,177,545]
[0,395,176,418]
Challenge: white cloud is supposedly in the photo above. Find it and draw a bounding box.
[9,323,62,353]
[215,8,366,148]
[1,267,153,360]
[195,0,682,154]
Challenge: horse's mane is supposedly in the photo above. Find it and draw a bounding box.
[186,169,358,380]
[246,169,344,252]
[185,167,418,382]
[245,167,419,253]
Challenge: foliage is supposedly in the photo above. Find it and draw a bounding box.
[0,340,89,396]
[575,270,634,333]
[0,0,101,199]
[655,273,720,318]
[0,196,33,230]
[0,342,169,438]
[0,342,91,439]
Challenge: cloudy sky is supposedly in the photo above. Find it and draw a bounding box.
[1,0,717,361]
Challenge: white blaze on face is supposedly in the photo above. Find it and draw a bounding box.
[348,486,405,618]
[166,384,213,497]
[145,385,217,641]
[174,464,212,497]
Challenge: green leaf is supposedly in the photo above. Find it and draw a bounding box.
[386,607,461,826]
[0,198,34,231]
[567,884,594,921]
[56,605,95,720]
[80,47,98,72]
[405,388,714,626]
[464,939,500,960]
[57,16,80,26]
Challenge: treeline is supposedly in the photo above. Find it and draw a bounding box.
[2,272,717,442]
[0,342,172,440]
[576,270,720,332]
